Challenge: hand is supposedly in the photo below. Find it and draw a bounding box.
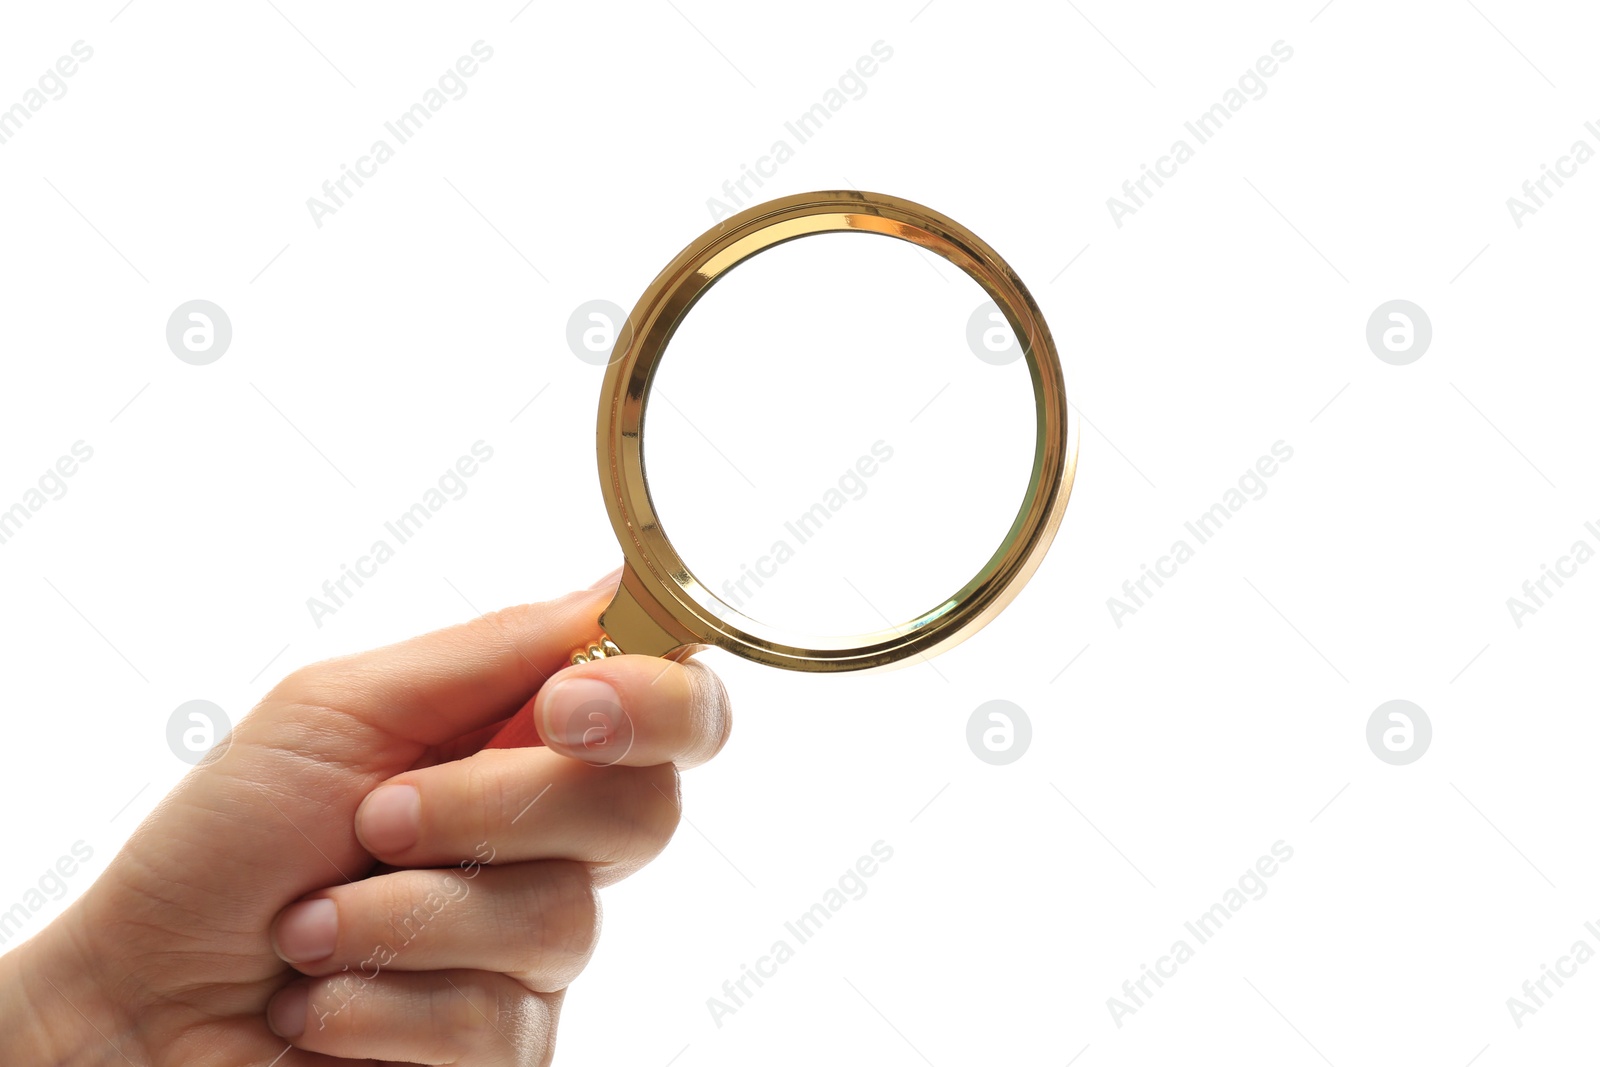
[1,572,732,1066]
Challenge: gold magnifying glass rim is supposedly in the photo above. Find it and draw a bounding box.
[593,189,1076,671]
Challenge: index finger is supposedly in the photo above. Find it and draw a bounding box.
[268,571,621,747]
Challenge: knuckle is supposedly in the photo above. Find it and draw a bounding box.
[600,767,681,863]
[459,753,514,840]
[268,654,374,714]
[269,661,333,704]
[483,602,539,636]
[518,862,600,984]
[542,860,601,952]
[306,973,368,1035]
[686,662,734,761]
[431,979,503,1043]
[372,878,430,947]
[372,873,412,919]
[366,870,467,957]
[644,766,683,844]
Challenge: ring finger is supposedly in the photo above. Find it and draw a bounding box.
[271,861,599,992]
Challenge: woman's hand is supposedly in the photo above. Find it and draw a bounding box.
[1,572,731,1066]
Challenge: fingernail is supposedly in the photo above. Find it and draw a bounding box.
[274,898,338,965]
[268,984,309,1038]
[356,783,420,855]
[542,677,626,753]
[588,565,624,590]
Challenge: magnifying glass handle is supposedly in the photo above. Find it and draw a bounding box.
[482,634,621,750]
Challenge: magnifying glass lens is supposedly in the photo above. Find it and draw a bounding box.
[643,231,1037,640]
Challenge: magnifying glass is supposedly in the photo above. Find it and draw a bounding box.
[487,189,1076,749]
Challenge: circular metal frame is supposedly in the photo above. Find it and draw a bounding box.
[595,189,1076,671]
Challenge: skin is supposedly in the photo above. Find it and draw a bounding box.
[0,571,732,1065]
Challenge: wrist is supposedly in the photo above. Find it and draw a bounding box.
[1,908,138,1067]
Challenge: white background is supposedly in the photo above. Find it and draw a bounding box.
[3,1,1599,1064]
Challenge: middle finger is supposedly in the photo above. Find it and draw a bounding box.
[355,748,682,878]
